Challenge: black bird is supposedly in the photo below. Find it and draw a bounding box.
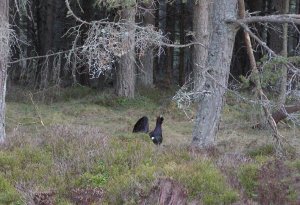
[132,116,149,133]
[149,116,164,145]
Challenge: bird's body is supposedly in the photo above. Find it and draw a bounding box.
[149,116,164,145]
[132,116,149,133]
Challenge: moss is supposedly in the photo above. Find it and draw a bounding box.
[248,144,275,158]
[238,164,259,198]
[2,147,54,187]
[76,172,108,188]
[0,174,22,204]
[55,198,73,205]
[0,152,17,173]
[287,189,298,202]
[163,160,238,205]
[292,160,300,171]
[75,161,109,188]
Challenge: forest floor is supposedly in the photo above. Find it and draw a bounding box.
[1,85,300,205]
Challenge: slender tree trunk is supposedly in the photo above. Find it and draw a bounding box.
[288,0,298,53]
[278,0,290,107]
[165,2,175,86]
[192,0,209,90]
[178,0,185,86]
[138,2,155,87]
[0,0,9,143]
[153,0,160,84]
[42,0,54,88]
[192,0,238,147]
[116,7,136,98]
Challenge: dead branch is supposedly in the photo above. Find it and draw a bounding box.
[227,14,300,25]
[238,0,288,157]
[28,92,45,127]
[236,22,276,56]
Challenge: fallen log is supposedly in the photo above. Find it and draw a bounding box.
[252,103,300,129]
[272,104,300,124]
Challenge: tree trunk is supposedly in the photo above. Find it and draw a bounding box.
[138,2,155,87]
[277,0,289,107]
[178,0,185,86]
[0,0,9,143]
[192,0,209,91]
[116,7,136,98]
[165,2,175,86]
[35,0,55,89]
[153,0,160,84]
[157,0,167,83]
[192,0,238,147]
[288,0,298,54]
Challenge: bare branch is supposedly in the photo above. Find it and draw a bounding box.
[161,42,206,48]
[227,14,300,25]
[237,22,276,56]
[65,0,91,25]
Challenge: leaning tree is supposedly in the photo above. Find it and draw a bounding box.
[0,0,10,143]
[174,0,300,154]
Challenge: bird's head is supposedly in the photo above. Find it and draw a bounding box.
[157,115,164,124]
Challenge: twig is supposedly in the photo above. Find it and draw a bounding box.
[28,92,45,127]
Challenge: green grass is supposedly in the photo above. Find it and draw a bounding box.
[1,86,300,204]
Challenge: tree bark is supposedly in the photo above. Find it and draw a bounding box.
[165,2,175,86]
[0,0,9,143]
[288,0,298,54]
[277,0,289,107]
[178,0,185,86]
[192,0,209,90]
[268,0,287,54]
[138,2,155,87]
[192,0,238,147]
[116,7,136,98]
[157,0,167,83]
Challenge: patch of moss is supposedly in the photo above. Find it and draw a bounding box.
[247,144,275,158]
[0,174,22,204]
[163,160,238,205]
[0,151,16,173]
[289,159,300,172]
[0,146,56,191]
[238,164,259,198]
[287,189,298,202]
[75,161,109,188]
